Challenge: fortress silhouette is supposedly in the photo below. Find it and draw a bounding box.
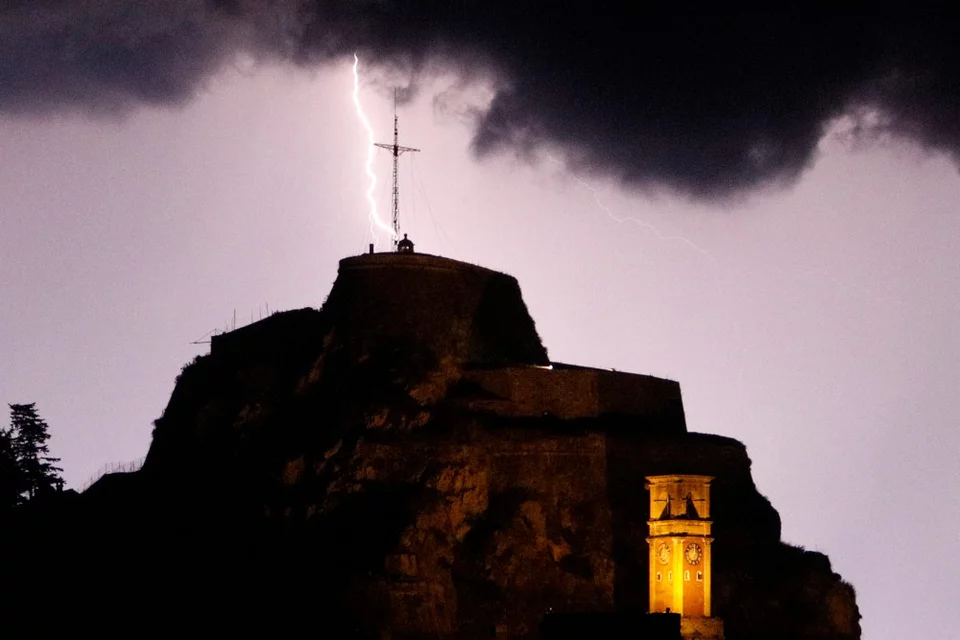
[2,248,860,639]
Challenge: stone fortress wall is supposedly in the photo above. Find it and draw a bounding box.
[210,252,689,434]
[457,363,686,428]
[327,252,550,367]
[138,250,859,639]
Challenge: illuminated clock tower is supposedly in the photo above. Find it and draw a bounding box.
[647,475,724,639]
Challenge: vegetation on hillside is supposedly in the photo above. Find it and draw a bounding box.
[1,403,63,512]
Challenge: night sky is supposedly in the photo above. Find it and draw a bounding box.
[2,4,959,638]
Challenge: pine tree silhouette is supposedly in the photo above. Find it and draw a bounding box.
[8,403,62,500]
[0,426,21,511]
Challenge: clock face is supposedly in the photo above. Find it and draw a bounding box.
[685,542,703,565]
[657,543,671,565]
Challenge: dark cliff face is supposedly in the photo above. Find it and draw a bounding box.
[0,254,859,639]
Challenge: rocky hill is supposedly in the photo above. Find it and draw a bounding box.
[0,252,859,639]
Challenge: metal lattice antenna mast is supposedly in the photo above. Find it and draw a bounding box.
[375,89,420,250]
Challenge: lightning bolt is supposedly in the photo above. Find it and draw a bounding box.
[545,152,746,389]
[544,152,717,264]
[352,54,395,245]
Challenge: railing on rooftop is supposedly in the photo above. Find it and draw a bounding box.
[78,456,145,493]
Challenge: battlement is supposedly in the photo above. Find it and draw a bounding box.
[339,251,500,275]
[455,363,686,429]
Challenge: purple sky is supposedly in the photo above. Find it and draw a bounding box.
[2,61,958,638]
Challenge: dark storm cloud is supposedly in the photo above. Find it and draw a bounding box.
[3,2,958,198]
[0,0,308,112]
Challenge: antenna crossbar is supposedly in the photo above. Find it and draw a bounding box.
[374,89,420,250]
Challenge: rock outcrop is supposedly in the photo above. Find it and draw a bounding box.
[0,252,860,639]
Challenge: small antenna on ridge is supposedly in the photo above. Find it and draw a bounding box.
[375,88,420,251]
